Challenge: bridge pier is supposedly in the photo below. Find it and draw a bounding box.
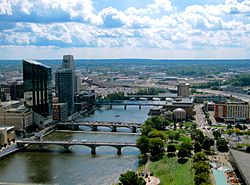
[92,125,98,131]
[38,144,43,150]
[109,105,112,109]
[132,126,137,133]
[112,126,117,132]
[91,147,96,155]
[63,145,69,151]
[117,147,121,155]
[124,105,127,110]
[139,105,141,109]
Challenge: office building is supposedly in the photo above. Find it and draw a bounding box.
[23,59,52,117]
[177,82,190,98]
[62,55,78,94]
[52,103,68,122]
[214,102,250,122]
[62,55,75,71]
[55,69,74,115]
[0,102,33,131]
[0,126,16,147]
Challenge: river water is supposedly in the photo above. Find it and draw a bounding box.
[0,105,151,185]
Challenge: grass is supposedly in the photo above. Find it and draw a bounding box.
[179,135,192,143]
[149,156,194,185]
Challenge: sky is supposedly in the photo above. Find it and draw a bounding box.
[0,0,250,59]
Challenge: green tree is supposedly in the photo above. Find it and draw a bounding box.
[202,137,211,151]
[149,137,165,156]
[119,171,146,185]
[167,144,176,154]
[213,130,221,139]
[193,161,210,175]
[180,142,193,153]
[216,138,229,152]
[194,141,202,153]
[194,173,210,185]
[192,152,207,163]
[136,136,150,155]
[177,149,188,159]
[148,130,166,140]
[140,125,154,136]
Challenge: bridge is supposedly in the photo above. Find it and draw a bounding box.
[96,100,166,109]
[16,140,138,155]
[56,121,141,133]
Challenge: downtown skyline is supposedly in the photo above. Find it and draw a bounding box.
[0,0,250,59]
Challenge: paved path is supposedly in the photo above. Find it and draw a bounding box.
[0,144,19,159]
[146,176,160,185]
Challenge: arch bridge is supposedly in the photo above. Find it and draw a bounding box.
[16,140,138,155]
[57,121,141,133]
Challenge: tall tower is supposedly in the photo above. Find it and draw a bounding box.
[55,69,74,115]
[62,55,75,71]
[23,59,52,117]
[177,82,190,98]
[62,55,77,94]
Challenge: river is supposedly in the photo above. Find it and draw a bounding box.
[0,105,151,185]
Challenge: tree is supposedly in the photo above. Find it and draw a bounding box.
[227,124,233,129]
[136,136,149,155]
[194,141,202,153]
[213,130,221,139]
[192,152,207,163]
[194,173,210,185]
[149,137,165,156]
[168,133,174,142]
[202,137,211,151]
[178,149,188,159]
[216,138,229,152]
[209,138,215,146]
[246,146,250,153]
[140,125,154,136]
[180,142,193,153]
[167,144,176,154]
[193,161,210,175]
[235,124,243,130]
[148,130,166,140]
[119,171,146,185]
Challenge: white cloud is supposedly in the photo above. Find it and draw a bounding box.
[0,0,13,15]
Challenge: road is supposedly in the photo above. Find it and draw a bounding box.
[0,144,19,159]
[196,89,250,102]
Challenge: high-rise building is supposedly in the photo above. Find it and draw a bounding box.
[55,69,74,115]
[177,82,190,98]
[62,55,78,94]
[62,55,75,71]
[23,59,52,117]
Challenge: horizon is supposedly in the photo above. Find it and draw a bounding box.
[1,57,250,60]
[0,0,250,59]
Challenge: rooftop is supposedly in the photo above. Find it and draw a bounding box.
[23,59,51,69]
[230,149,250,185]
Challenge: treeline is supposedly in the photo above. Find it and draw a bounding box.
[129,88,165,95]
[194,73,250,89]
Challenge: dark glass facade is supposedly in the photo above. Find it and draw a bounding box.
[55,69,74,115]
[23,59,52,117]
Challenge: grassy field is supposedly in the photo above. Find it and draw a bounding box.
[149,156,194,185]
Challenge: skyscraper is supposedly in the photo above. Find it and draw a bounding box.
[23,59,52,117]
[62,55,75,71]
[55,69,74,115]
[62,55,77,94]
[177,82,190,98]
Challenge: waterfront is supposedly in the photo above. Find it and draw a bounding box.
[0,106,150,185]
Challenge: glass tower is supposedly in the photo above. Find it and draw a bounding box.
[55,69,74,115]
[23,59,52,117]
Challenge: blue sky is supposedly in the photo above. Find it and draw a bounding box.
[0,0,250,59]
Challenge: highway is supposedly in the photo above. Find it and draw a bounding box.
[196,89,250,102]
